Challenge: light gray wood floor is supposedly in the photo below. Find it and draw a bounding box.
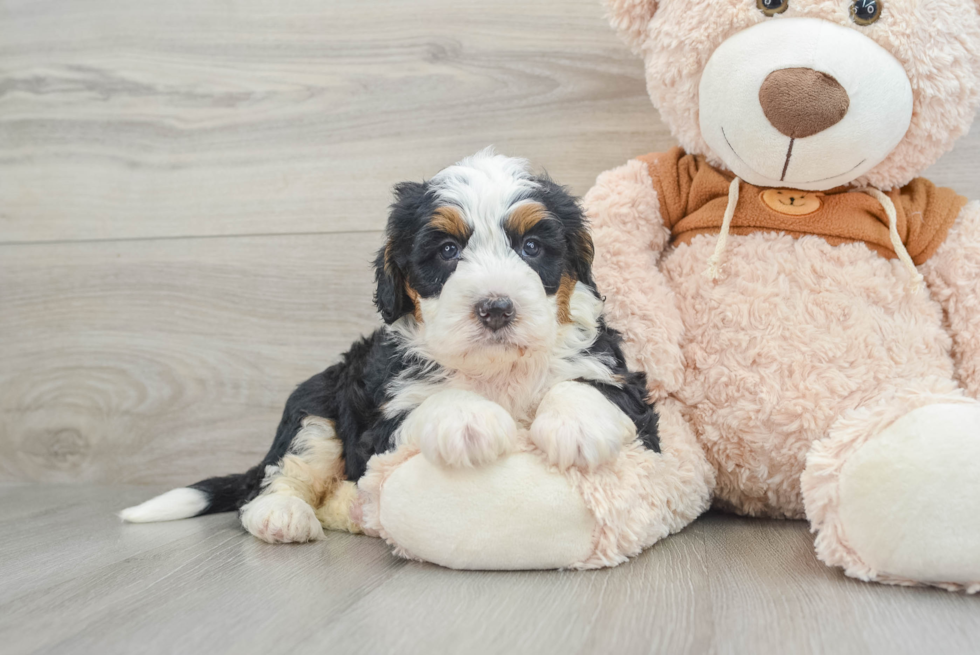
[6,0,980,487]
[1,0,666,486]
[2,483,978,655]
[3,1,980,653]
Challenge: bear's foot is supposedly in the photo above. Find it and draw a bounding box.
[805,400,980,592]
[356,399,714,571]
[370,452,599,570]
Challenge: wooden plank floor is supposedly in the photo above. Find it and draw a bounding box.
[5,0,980,486]
[3,1,980,653]
[1,483,977,655]
[0,0,664,486]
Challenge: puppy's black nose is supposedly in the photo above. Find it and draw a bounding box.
[475,297,515,332]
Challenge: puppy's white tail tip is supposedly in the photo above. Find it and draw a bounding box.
[119,487,210,523]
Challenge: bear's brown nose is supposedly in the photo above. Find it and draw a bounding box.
[759,68,850,139]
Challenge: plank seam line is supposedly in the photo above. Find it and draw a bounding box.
[0,229,383,248]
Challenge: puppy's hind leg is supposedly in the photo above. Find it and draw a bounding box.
[240,416,346,544]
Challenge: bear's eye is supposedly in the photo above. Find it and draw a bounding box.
[851,0,882,25]
[757,0,788,16]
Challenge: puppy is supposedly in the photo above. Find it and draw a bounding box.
[120,150,660,543]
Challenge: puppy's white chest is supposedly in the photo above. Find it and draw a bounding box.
[449,372,550,426]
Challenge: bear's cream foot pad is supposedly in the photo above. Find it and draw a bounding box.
[833,403,980,591]
[369,451,597,570]
[357,403,715,571]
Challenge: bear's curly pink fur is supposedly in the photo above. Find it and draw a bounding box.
[922,202,980,399]
[592,0,980,591]
[801,381,978,593]
[586,160,685,401]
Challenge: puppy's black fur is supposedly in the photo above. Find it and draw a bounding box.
[187,178,660,517]
[584,319,660,452]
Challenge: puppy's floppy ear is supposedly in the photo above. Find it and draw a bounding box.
[567,223,596,291]
[373,244,411,324]
[534,177,596,290]
[374,181,425,324]
[605,0,658,53]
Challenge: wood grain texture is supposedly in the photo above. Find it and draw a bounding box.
[0,0,667,243]
[1,485,977,655]
[0,232,381,484]
[3,0,977,246]
[703,516,980,655]
[0,0,669,484]
[3,0,980,485]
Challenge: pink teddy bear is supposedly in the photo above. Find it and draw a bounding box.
[585,0,980,591]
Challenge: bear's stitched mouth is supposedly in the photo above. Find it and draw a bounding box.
[721,127,866,186]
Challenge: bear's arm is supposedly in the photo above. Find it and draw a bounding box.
[920,200,980,399]
[585,159,686,400]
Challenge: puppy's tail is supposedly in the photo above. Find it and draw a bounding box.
[119,464,269,523]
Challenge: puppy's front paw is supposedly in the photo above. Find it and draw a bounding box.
[240,494,323,544]
[531,381,636,471]
[400,390,517,467]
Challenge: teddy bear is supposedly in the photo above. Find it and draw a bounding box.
[580,0,980,592]
[355,0,980,592]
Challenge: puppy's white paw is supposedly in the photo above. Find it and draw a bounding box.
[240,494,323,544]
[400,389,517,467]
[531,381,636,471]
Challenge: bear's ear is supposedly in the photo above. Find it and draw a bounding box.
[604,0,658,53]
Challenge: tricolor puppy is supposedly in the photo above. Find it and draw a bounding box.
[120,150,660,543]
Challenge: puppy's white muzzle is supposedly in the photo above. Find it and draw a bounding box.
[419,249,556,372]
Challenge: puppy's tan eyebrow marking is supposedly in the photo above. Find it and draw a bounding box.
[430,206,472,240]
[505,202,552,234]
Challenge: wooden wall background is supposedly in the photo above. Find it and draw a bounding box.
[2,0,980,486]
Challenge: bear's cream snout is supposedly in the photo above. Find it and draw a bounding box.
[699,18,913,191]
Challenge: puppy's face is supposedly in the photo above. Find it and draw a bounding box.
[374,151,595,373]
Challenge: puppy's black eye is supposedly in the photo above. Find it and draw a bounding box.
[522,238,541,258]
[757,0,788,16]
[850,0,881,25]
[439,242,459,261]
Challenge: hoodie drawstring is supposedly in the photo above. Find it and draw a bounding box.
[703,179,922,293]
[704,176,741,280]
[853,187,923,293]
